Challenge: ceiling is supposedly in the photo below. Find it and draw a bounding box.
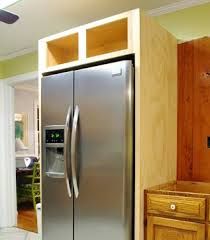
[0,0,185,58]
[157,2,210,42]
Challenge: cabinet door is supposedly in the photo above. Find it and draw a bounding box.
[147,216,205,240]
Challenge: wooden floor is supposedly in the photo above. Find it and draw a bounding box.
[17,207,37,233]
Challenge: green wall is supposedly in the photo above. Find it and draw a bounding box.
[156,3,210,42]
[0,52,38,79]
[0,62,3,79]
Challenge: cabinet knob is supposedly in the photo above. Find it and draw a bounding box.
[170,203,176,211]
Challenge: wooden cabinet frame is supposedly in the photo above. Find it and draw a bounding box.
[39,9,177,240]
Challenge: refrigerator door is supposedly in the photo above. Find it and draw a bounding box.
[41,72,74,240]
[74,60,134,240]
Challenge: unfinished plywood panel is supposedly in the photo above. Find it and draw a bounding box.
[47,33,79,67]
[136,12,177,240]
[86,18,128,58]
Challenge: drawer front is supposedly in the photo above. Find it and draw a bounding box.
[147,194,205,220]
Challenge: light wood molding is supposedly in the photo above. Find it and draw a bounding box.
[147,181,210,195]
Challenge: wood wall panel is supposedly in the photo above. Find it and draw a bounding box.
[177,42,194,180]
[193,38,210,181]
[140,12,177,191]
[139,12,177,240]
[178,37,210,182]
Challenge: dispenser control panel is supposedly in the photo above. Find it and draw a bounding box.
[45,129,64,144]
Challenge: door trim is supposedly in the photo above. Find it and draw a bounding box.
[0,71,38,227]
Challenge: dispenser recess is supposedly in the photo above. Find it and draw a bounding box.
[44,125,65,178]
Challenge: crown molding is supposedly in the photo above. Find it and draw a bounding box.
[147,0,210,16]
[0,47,37,61]
[3,71,38,85]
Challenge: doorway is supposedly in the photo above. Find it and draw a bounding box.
[14,79,40,233]
[0,71,40,237]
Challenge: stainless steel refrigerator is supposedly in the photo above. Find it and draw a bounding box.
[41,60,134,240]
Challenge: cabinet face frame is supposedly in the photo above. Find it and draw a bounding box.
[148,216,205,240]
[39,10,137,74]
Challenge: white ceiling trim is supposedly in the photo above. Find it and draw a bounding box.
[14,85,38,92]
[4,71,38,86]
[0,0,21,9]
[0,46,36,61]
[147,0,210,16]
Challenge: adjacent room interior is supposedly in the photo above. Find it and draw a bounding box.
[14,79,39,233]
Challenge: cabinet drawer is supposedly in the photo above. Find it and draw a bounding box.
[147,194,205,220]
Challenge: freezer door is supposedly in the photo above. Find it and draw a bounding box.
[74,61,134,240]
[41,72,74,240]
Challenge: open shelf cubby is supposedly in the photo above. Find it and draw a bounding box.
[47,33,79,67]
[86,18,128,58]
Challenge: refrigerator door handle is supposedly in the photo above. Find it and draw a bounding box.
[71,105,80,198]
[64,105,72,198]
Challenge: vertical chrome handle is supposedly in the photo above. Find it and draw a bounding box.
[71,105,80,198]
[64,106,72,198]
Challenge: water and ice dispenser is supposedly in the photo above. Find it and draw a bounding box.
[44,126,65,178]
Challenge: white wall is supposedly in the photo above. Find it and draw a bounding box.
[15,89,38,155]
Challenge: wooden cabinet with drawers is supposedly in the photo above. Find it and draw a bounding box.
[145,181,210,240]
